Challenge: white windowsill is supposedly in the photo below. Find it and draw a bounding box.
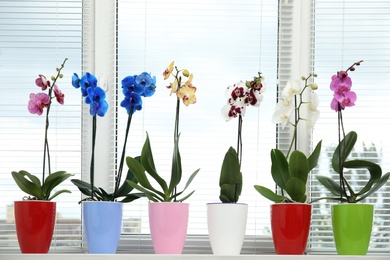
[1,254,389,260]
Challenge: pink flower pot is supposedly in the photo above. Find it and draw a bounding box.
[148,202,189,254]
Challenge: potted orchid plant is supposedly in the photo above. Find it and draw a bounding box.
[314,60,390,255]
[125,61,200,254]
[11,58,73,253]
[70,71,155,253]
[207,72,266,255]
[254,73,322,254]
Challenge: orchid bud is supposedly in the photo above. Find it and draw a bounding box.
[310,83,318,90]
[182,69,190,77]
[59,74,63,78]
[245,81,251,88]
[51,76,55,81]
[301,76,306,80]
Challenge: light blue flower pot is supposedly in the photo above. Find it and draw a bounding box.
[82,201,123,254]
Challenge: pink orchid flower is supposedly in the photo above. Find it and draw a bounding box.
[28,93,50,115]
[35,74,51,90]
[53,84,65,105]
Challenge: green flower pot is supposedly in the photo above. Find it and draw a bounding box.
[331,204,373,255]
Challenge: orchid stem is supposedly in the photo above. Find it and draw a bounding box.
[91,115,97,200]
[41,58,68,183]
[237,115,243,169]
[114,107,134,198]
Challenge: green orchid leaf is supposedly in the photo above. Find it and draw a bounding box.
[270,149,290,190]
[308,140,322,171]
[311,196,349,203]
[219,147,242,202]
[183,168,200,192]
[219,147,241,185]
[219,184,240,203]
[219,194,231,203]
[289,150,309,183]
[120,193,144,203]
[357,172,390,202]
[42,171,73,199]
[176,168,200,201]
[48,189,71,201]
[254,185,288,203]
[177,190,195,202]
[21,170,41,187]
[126,156,165,199]
[78,187,92,197]
[140,133,168,192]
[343,159,382,195]
[285,177,306,203]
[71,179,102,197]
[316,175,341,196]
[169,134,182,194]
[126,180,164,202]
[99,187,112,201]
[332,131,357,174]
[11,171,43,199]
[116,167,139,197]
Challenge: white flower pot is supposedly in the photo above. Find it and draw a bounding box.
[207,203,248,255]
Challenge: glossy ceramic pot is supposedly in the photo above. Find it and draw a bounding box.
[82,201,123,254]
[148,202,189,254]
[332,203,373,255]
[207,203,248,255]
[14,200,56,253]
[271,203,311,254]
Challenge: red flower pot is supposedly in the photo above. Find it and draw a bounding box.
[271,203,311,254]
[14,201,56,253]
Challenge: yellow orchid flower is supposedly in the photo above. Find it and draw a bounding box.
[163,61,174,80]
[177,83,197,106]
[184,73,193,86]
[169,78,179,95]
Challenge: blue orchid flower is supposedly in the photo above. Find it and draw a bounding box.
[86,86,108,117]
[120,92,142,114]
[72,72,98,98]
[120,72,156,114]
[136,72,156,97]
[122,75,144,96]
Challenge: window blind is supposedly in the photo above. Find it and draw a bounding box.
[0,0,84,252]
[310,0,390,253]
[116,0,279,254]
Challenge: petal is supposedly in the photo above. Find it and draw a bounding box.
[330,98,341,111]
[307,110,320,128]
[282,79,301,98]
[71,73,81,89]
[308,92,319,111]
[163,61,174,79]
[136,72,153,90]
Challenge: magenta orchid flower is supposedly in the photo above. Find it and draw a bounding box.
[330,69,357,111]
[53,85,64,105]
[28,93,50,115]
[35,74,51,90]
